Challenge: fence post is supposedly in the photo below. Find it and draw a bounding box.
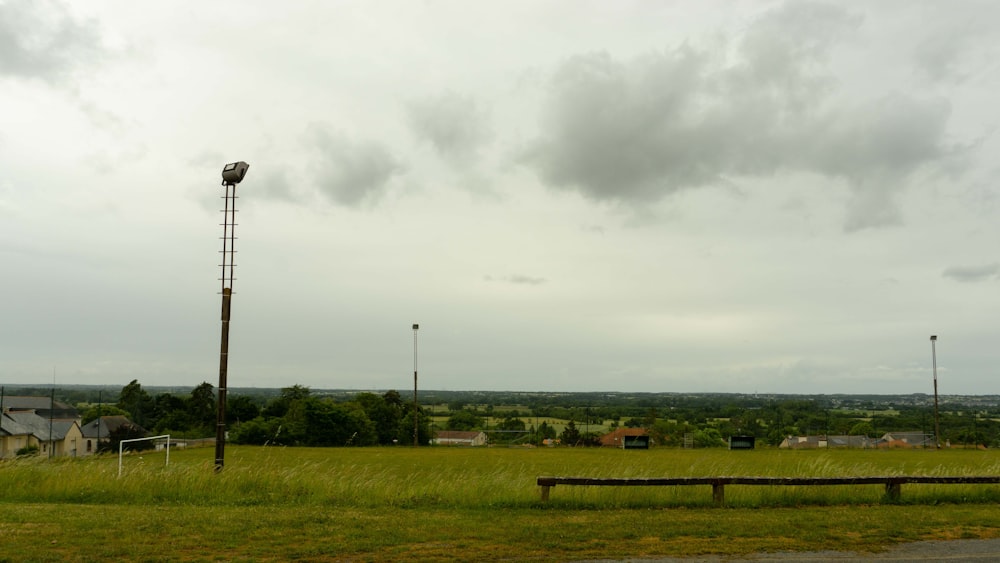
[885,479,902,501]
[712,481,725,506]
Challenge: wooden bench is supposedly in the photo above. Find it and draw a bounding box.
[536,476,1000,506]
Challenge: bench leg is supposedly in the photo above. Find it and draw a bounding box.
[885,481,901,502]
[712,483,725,506]
[540,485,551,502]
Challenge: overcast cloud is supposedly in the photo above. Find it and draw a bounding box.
[0,0,105,82]
[522,2,955,232]
[1,1,999,395]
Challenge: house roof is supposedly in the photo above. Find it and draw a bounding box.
[880,431,934,442]
[877,432,936,448]
[0,413,34,437]
[1,395,75,412]
[780,435,874,448]
[435,430,484,440]
[826,435,872,447]
[80,416,146,439]
[0,412,78,441]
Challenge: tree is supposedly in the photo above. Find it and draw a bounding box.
[100,422,151,454]
[692,428,727,448]
[80,405,129,425]
[263,384,311,418]
[642,407,658,429]
[298,398,376,447]
[187,382,216,431]
[849,422,875,438]
[400,408,432,445]
[497,415,526,432]
[383,390,404,408]
[356,392,403,445]
[153,393,193,434]
[491,415,527,445]
[226,395,261,425]
[230,416,282,445]
[536,421,557,443]
[648,419,680,447]
[117,380,155,429]
[447,409,483,431]
[560,420,581,446]
[281,384,311,402]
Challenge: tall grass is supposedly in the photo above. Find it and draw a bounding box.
[3,446,1000,509]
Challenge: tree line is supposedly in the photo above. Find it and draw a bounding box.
[105,380,431,446]
[74,381,1000,448]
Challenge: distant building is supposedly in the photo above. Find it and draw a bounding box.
[779,435,874,449]
[0,411,84,458]
[433,430,487,446]
[79,416,148,455]
[0,395,79,420]
[598,427,649,448]
[877,432,936,449]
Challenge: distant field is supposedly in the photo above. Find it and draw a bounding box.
[4,446,1000,561]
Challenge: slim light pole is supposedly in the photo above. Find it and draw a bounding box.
[49,387,55,459]
[931,335,941,449]
[412,323,419,447]
[215,161,249,472]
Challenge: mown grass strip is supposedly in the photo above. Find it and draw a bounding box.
[3,503,1000,562]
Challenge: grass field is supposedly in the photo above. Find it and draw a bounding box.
[4,446,1000,561]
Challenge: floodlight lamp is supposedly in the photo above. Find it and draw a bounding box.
[930,335,937,341]
[221,161,249,185]
[413,324,419,330]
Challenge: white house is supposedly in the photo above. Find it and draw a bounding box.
[432,430,488,446]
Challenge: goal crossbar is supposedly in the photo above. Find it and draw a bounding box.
[118,434,170,477]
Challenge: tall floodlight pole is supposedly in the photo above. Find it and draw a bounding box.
[215,161,249,472]
[413,323,419,447]
[931,335,941,449]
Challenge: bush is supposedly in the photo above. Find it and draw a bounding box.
[16,445,39,457]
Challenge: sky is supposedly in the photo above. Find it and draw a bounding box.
[2,1,999,395]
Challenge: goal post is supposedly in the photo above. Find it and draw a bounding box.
[118,434,170,477]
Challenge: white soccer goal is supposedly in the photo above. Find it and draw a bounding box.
[118,434,170,477]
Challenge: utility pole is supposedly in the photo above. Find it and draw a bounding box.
[49,387,55,459]
[413,323,419,447]
[931,335,941,449]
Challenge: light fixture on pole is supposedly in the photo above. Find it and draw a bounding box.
[930,335,940,449]
[215,161,249,472]
[412,323,419,447]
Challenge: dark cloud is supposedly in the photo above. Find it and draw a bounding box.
[484,274,547,286]
[521,1,956,231]
[943,263,1000,283]
[0,0,104,82]
[306,124,404,207]
[407,92,492,160]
